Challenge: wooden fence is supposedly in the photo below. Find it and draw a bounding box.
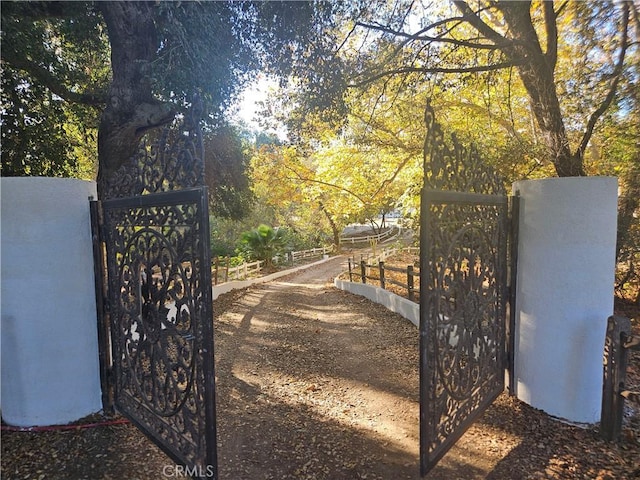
[353,245,419,266]
[347,251,420,302]
[600,315,640,441]
[291,246,333,263]
[212,245,333,285]
[339,226,401,245]
[212,258,263,285]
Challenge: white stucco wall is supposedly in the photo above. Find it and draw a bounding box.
[1,177,102,426]
[513,177,618,424]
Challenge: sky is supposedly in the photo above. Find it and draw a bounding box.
[235,81,269,128]
[232,76,288,140]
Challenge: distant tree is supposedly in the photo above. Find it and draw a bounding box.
[203,125,254,220]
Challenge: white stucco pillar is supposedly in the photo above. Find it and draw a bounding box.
[512,177,618,424]
[1,177,102,426]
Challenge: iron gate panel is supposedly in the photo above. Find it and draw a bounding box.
[420,190,508,474]
[419,101,511,476]
[100,187,217,475]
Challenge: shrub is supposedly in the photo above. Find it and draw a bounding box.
[238,224,289,268]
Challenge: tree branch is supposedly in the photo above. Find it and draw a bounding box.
[350,115,416,152]
[543,1,558,71]
[555,1,570,17]
[348,60,524,88]
[453,1,511,46]
[2,49,106,106]
[370,153,415,200]
[282,163,369,205]
[577,1,630,159]
[355,20,504,50]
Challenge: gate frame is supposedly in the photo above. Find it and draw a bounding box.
[91,101,219,478]
[91,187,218,475]
[418,101,517,476]
[90,199,114,414]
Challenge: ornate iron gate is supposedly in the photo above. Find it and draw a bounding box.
[91,106,218,477]
[419,102,514,475]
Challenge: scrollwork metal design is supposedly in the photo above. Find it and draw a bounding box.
[420,100,509,475]
[94,100,216,474]
[120,226,195,416]
[423,100,505,195]
[102,189,216,472]
[103,101,204,200]
[421,200,507,469]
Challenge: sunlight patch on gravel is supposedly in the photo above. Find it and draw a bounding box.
[246,371,420,453]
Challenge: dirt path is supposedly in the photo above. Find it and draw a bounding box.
[215,255,489,479]
[215,255,417,479]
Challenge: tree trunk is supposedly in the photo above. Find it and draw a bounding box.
[319,202,341,253]
[96,2,175,197]
[498,1,585,177]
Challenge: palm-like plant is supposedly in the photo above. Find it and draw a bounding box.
[239,224,288,267]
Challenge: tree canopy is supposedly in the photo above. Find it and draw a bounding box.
[1,2,107,178]
[0,0,344,197]
[281,1,637,178]
[5,1,637,295]
[247,0,638,274]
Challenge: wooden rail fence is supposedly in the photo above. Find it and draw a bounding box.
[339,226,401,245]
[291,246,332,263]
[212,245,333,285]
[601,315,640,441]
[347,252,420,302]
[212,258,263,285]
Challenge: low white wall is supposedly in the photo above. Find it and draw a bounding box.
[1,177,102,426]
[333,279,419,327]
[513,177,618,424]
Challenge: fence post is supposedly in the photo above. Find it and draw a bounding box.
[213,256,219,285]
[379,261,386,289]
[360,260,367,284]
[348,258,353,282]
[407,265,415,301]
[224,257,229,283]
[600,315,631,441]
